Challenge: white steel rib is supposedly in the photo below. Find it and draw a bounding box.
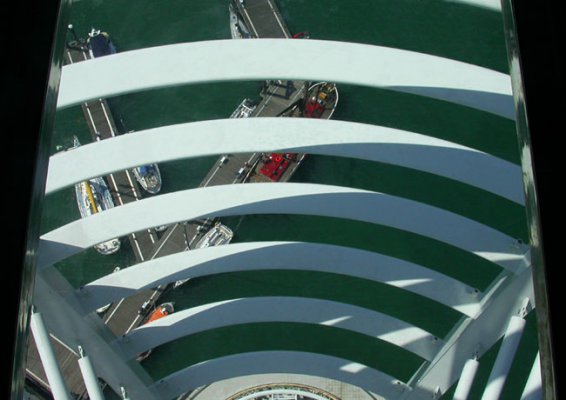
[115,297,443,361]
[149,351,404,400]
[46,118,524,204]
[78,242,480,317]
[404,267,534,400]
[38,183,529,271]
[57,39,514,118]
[33,274,158,400]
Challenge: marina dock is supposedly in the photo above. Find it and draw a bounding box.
[235,0,291,38]
[26,1,326,397]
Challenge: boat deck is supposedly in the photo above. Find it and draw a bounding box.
[27,1,322,397]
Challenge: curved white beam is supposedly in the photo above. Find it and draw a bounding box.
[79,242,479,317]
[404,268,534,399]
[149,351,407,400]
[115,297,443,361]
[33,274,158,400]
[38,183,529,271]
[46,118,524,204]
[57,39,514,118]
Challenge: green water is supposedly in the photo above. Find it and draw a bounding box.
[43,0,536,398]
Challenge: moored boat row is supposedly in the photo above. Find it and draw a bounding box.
[88,29,163,199]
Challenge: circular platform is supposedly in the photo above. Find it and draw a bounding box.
[186,374,383,400]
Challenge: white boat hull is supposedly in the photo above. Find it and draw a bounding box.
[174,223,234,288]
[72,137,121,255]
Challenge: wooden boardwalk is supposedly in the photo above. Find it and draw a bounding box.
[26,1,319,397]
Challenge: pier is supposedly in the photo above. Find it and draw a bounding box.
[27,1,328,397]
[64,46,161,263]
[235,0,291,38]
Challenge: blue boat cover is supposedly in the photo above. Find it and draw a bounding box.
[90,34,116,57]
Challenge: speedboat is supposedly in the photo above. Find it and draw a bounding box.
[132,164,162,194]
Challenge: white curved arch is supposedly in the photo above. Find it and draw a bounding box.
[38,183,528,271]
[57,39,514,118]
[46,118,524,204]
[149,351,406,400]
[115,297,443,361]
[80,242,479,316]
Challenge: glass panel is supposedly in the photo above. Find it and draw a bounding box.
[9,0,559,399]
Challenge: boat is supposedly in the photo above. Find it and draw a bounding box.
[136,302,175,362]
[154,224,168,232]
[303,81,339,119]
[173,222,234,289]
[132,163,162,194]
[230,98,257,118]
[292,31,310,39]
[87,30,163,197]
[229,2,252,39]
[196,222,234,249]
[86,28,117,58]
[72,137,121,255]
[276,81,339,120]
[87,30,164,196]
[258,152,298,182]
[254,82,338,181]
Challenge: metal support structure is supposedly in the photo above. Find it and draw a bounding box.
[402,269,533,400]
[481,315,527,400]
[29,308,72,400]
[56,39,515,119]
[521,353,542,400]
[452,358,480,400]
[77,346,105,400]
[115,297,442,361]
[33,273,158,400]
[45,118,524,204]
[77,241,479,317]
[150,351,403,400]
[38,183,529,272]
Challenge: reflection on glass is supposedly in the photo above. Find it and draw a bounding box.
[14,0,553,399]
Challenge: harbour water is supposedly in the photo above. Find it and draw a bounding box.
[41,0,537,398]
